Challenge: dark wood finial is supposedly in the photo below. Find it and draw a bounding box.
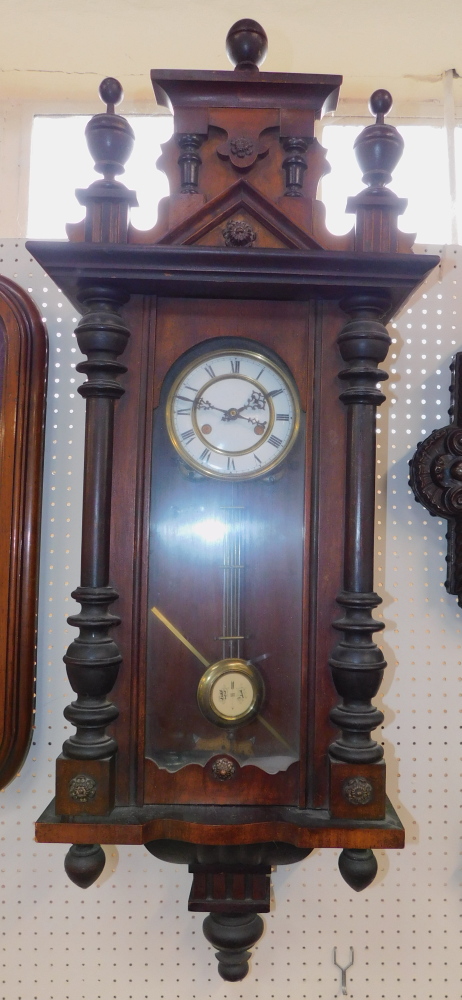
[369,88,393,124]
[226,19,268,71]
[346,89,408,250]
[86,79,134,179]
[338,848,378,892]
[71,79,138,241]
[203,912,264,981]
[99,76,124,115]
[64,844,106,888]
[353,90,403,189]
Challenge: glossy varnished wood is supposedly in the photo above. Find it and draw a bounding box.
[110,297,315,808]
[25,242,439,320]
[28,26,445,917]
[0,277,47,789]
[35,797,404,848]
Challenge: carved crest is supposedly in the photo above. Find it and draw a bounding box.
[222,218,257,247]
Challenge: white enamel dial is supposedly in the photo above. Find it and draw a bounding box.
[166,348,300,479]
[210,672,254,720]
[197,657,264,727]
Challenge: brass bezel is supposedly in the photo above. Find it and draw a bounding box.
[166,347,300,481]
[197,657,264,728]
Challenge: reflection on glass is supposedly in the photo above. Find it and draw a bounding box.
[146,408,305,776]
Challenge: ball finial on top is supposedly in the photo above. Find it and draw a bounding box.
[226,19,268,71]
[369,89,393,123]
[99,77,124,113]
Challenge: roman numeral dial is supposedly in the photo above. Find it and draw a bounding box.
[166,347,300,480]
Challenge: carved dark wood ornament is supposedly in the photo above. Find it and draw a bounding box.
[217,133,269,171]
[0,278,47,790]
[177,133,205,193]
[410,353,462,601]
[30,17,438,982]
[281,136,309,197]
[230,137,254,158]
[222,218,257,246]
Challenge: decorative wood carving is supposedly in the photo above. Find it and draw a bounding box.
[346,90,413,253]
[177,133,205,193]
[29,17,439,981]
[328,293,391,826]
[410,352,462,602]
[67,78,137,243]
[281,137,309,197]
[222,218,257,247]
[0,277,47,790]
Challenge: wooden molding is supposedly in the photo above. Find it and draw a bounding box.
[0,276,47,789]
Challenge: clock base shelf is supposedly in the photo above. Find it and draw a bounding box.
[35,796,404,849]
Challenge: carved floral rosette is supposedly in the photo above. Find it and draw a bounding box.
[410,425,462,519]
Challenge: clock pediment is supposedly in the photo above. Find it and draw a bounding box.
[157,178,324,250]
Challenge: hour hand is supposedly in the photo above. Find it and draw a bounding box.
[196,397,227,414]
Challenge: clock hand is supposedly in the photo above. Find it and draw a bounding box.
[197,393,267,426]
[240,390,266,411]
[256,714,292,752]
[151,607,210,668]
[152,606,294,752]
[196,398,228,414]
[236,415,267,427]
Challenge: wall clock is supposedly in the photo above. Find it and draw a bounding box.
[30,19,438,981]
[0,277,47,790]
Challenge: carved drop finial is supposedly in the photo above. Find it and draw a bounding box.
[226,19,268,71]
[203,911,264,981]
[64,843,106,889]
[338,848,378,892]
[99,76,124,114]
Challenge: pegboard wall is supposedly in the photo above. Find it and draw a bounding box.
[1,239,461,1000]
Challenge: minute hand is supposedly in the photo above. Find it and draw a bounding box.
[151,606,210,667]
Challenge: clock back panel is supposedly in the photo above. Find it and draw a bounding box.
[109,295,345,811]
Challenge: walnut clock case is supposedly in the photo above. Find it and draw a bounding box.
[0,277,47,790]
[30,20,438,981]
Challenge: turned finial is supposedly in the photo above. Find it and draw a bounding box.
[226,19,268,71]
[99,76,124,114]
[369,88,393,125]
[64,844,106,889]
[85,77,135,180]
[70,76,138,243]
[353,89,404,190]
[346,89,408,252]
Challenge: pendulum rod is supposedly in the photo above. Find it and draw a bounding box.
[218,492,246,659]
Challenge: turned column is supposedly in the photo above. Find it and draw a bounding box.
[328,90,408,889]
[58,285,130,886]
[57,78,136,885]
[329,294,391,890]
[329,294,390,765]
